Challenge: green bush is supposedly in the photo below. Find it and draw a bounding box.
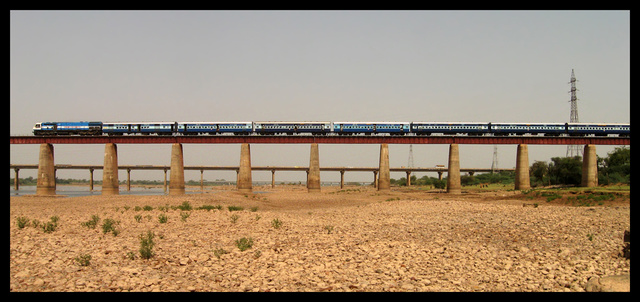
[16,217,29,229]
[81,215,100,229]
[139,231,155,259]
[101,218,119,236]
[235,237,253,251]
[177,201,192,211]
[197,204,222,211]
[228,206,244,212]
[42,216,59,233]
[271,218,282,229]
[74,254,91,266]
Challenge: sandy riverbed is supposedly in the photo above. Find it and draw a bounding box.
[10,185,630,292]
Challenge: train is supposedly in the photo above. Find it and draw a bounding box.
[32,121,630,137]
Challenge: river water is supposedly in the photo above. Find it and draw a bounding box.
[9,185,171,197]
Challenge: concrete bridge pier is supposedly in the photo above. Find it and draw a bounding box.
[582,144,598,187]
[514,144,531,190]
[89,168,94,191]
[102,143,119,195]
[378,143,390,191]
[308,143,321,192]
[36,143,56,195]
[373,171,378,188]
[169,143,186,195]
[163,169,168,192]
[447,144,461,194]
[271,170,276,188]
[237,143,252,193]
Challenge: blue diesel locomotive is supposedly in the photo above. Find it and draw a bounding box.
[33,121,102,136]
[32,121,630,137]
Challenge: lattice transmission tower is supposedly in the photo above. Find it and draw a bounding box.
[491,145,498,173]
[566,69,583,157]
[408,144,414,168]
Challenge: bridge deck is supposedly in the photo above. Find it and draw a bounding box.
[9,135,630,145]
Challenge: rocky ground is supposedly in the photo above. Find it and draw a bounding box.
[10,185,630,292]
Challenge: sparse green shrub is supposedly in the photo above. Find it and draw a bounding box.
[16,216,29,229]
[81,215,100,229]
[180,212,191,222]
[134,215,142,223]
[143,205,153,211]
[75,254,91,266]
[197,204,222,211]
[235,237,253,251]
[177,201,192,211]
[42,216,59,233]
[541,192,562,202]
[271,218,282,229]
[31,219,41,229]
[158,214,168,223]
[213,248,228,259]
[230,214,239,223]
[228,205,244,212]
[139,231,155,259]
[42,221,57,233]
[324,225,334,234]
[101,218,119,236]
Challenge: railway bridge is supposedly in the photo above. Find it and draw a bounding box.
[9,164,515,192]
[9,135,629,196]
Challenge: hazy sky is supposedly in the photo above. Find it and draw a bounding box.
[10,10,630,183]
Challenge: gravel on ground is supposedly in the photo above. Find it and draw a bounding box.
[10,185,630,292]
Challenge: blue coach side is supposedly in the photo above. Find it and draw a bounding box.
[254,122,331,135]
[410,122,489,135]
[103,122,176,135]
[567,123,630,137]
[33,121,101,135]
[490,123,566,136]
[177,122,253,135]
[333,122,409,135]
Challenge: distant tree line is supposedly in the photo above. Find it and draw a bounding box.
[391,146,630,188]
[391,171,515,188]
[530,146,630,187]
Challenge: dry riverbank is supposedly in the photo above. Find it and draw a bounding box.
[10,185,630,292]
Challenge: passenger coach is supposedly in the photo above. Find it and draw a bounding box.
[177,122,253,135]
[410,122,489,136]
[567,123,630,137]
[103,122,177,135]
[254,122,332,135]
[490,123,566,136]
[333,122,409,135]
